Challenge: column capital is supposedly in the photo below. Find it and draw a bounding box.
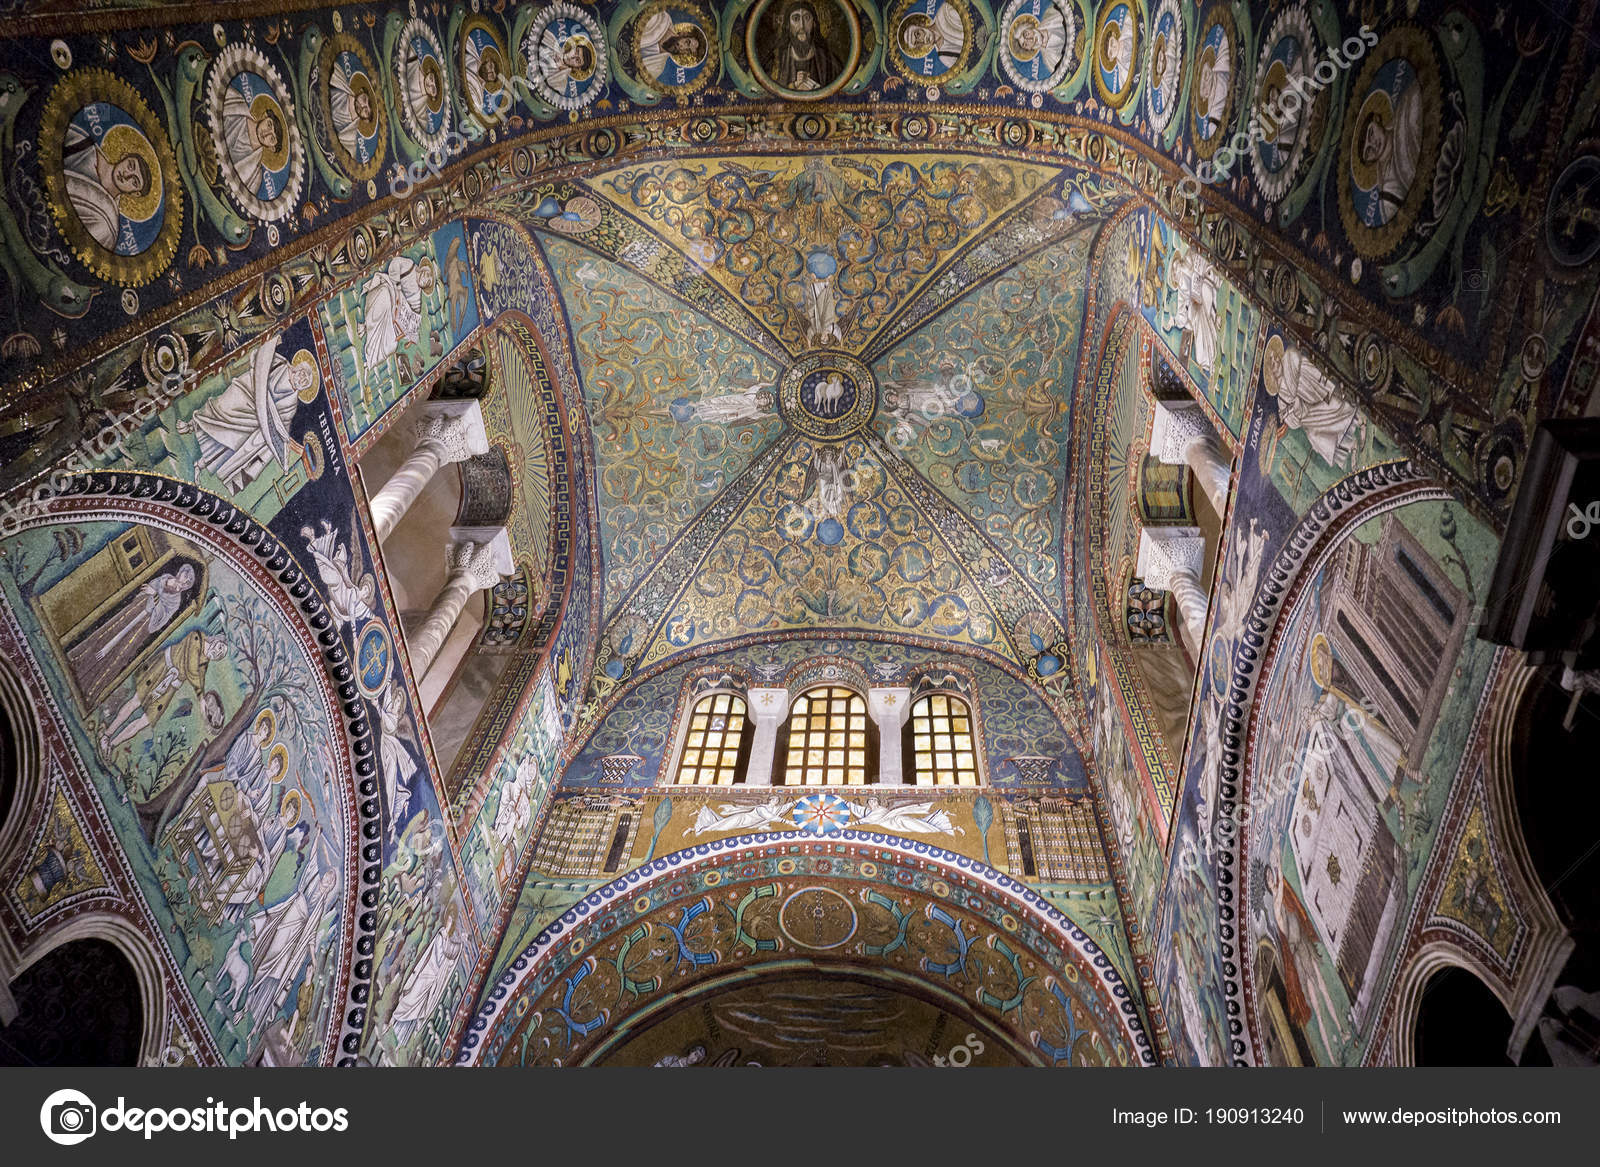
[1136,526,1206,591]
[747,688,790,722]
[867,686,912,731]
[445,525,514,591]
[1150,398,1215,465]
[416,399,490,465]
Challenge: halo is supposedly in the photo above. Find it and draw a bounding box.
[1009,14,1043,62]
[1097,20,1120,72]
[562,35,597,82]
[1308,631,1333,689]
[280,788,303,829]
[421,57,446,112]
[1262,333,1287,396]
[898,12,933,56]
[268,743,290,781]
[349,71,380,137]
[291,349,322,402]
[99,122,163,224]
[249,92,291,173]
[1196,46,1219,118]
[1349,89,1394,192]
[667,22,707,67]
[253,707,277,742]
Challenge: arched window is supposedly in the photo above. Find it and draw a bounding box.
[673,692,751,785]
[905,693,979,786]
[780,686,874,785]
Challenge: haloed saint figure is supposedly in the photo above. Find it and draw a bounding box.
[767,1,840,91]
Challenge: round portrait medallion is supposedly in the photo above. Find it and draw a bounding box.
[1143,0,1183,137]
[999,0,1078,95]
[1090,1,1141,110]
[1337,27,1442,259]
[1189,2,1238,161]
[779,351,876,441]
[459,14,513,128]
[316,33,387,183]
[527,3,611,111]
[40,68,184,285]
[630,2,716,97]
[394,17,454,153]
[745,0,862,102]
[1249,8,1325,203]
[204,43,306,223]
[887,0,973,87]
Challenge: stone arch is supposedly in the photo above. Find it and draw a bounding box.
[13,913,170,1066]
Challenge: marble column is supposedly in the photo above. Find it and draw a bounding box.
[1151,398,1233,516]
[1136,526,1210,654]
[369,400,490,543]
[743,688,789,787]
[408,526,512,677]
[868,687,912,786]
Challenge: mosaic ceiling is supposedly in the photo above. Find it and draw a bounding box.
[493,154,1127,747]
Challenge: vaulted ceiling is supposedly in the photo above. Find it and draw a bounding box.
[486,153,1129,751]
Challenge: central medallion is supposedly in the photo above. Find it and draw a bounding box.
[779,351,875,441]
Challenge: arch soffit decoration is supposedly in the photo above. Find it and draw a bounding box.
[456,831,1156,1067]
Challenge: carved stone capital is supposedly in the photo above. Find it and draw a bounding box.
[416,400,490,465]
[1136,526,1206,591]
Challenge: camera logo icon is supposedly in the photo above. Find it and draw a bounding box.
[40,1089,97,1146]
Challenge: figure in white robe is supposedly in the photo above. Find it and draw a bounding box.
[1264,336,1362,469]
[689,797,795,837]
[329,58,377,163]
[221,868,338,1032]
[301,519,376,630]
[805,275,842,346]
[692,383,775,425]
[1099,9,1136,94]
[220,85,287,199]
[1355,80,1423,226]
[389,913,466,1039]
[359,257,431,375]
[1162,248,1222,374]
[377,681,418,832]
[181,336,315,492]
[1008,5,1068,78]
[541,31,598,90]
[489,755,536,877]
[463,33,508,119]
[846,799,964,836]
[898,3,967,74]
[1193,34,1233,140]
[82,563,196,678]
[62,120,153,252]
